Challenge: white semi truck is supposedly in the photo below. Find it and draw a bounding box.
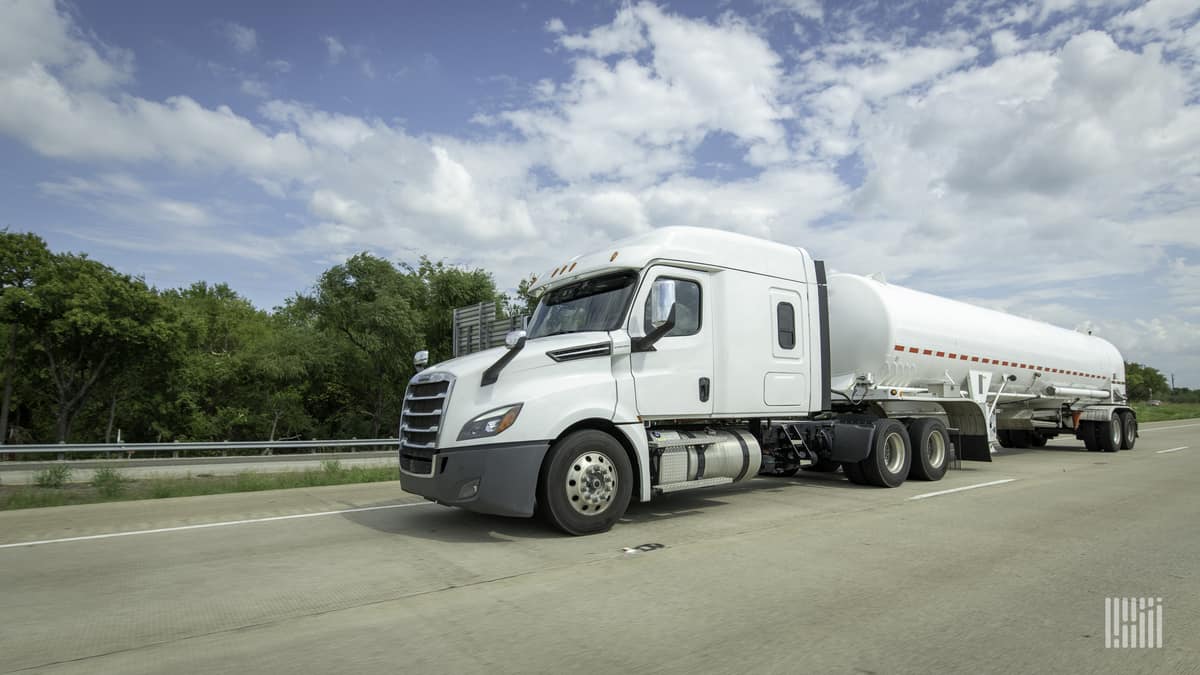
[399,228,1137,534]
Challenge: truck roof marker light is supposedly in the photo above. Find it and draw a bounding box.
[610,251,619,262]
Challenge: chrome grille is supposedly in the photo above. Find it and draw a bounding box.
[399,372,453,476]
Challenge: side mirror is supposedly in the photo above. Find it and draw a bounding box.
[505,330,527,349]
[413,350,429,371]
[648,278,676,327]
[633,303,677,353]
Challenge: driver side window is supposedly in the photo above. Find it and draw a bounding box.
[643,278,701,337]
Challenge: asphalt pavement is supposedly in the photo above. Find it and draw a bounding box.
[1,420,1197,674]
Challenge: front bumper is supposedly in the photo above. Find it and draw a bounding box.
[399,441,551,518]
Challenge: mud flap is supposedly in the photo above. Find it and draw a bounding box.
[955,434,993,462]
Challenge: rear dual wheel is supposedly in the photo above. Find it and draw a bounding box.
[1119,411,1137,450]
[1082,417,1122,453]
[907,418,949,481]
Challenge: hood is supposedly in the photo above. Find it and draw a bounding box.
[418,331,614,386]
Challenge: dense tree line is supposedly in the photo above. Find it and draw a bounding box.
[0,230,504,444]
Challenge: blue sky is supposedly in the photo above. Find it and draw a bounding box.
[2,0,1199,385]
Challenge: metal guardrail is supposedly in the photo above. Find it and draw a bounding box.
[0,438,400,456]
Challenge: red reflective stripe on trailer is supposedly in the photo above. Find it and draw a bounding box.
[894,345,905,352]
[971,357,980,362]
[1002,361,1009,366]
[960,355,969,360]
[936,351,945,357]
[948,353,957,358]
[909,347,919,353]
[923,349,933,355]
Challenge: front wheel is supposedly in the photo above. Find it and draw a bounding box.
[539,430,633,535]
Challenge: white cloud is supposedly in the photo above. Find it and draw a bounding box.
[991,29,1022,55]
[760,0,824,22]
[39,173,211,226]
[0,0,133,89]
[1109,0,1198,35]
[323,35,346,63]
[219,21,257,54]
[545,17,566,34]
[240,78,268,97]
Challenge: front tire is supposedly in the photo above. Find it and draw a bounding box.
[539,430,633,535]
[907,418,949,481]
[861,419,911,488]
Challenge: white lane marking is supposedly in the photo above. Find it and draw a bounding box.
[1155,446,1189,454]
[0,501,432,550]
[908,479,1016,501]
[1140,423,1200,432]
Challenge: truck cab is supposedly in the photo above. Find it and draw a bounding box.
[399,227,831,533]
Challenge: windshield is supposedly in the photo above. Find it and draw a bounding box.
[526,272,637,339]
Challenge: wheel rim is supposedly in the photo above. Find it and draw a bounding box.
[926,430,946,468]
[565,451,617,515]
[1125,419,1137,444]
[884,432,906,474]
[1110,418,1121,446]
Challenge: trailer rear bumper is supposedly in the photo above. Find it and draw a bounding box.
[399,441,551,518]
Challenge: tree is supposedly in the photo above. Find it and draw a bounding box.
[412,257,500,364]
[0,231,53,444]
[304,253,425,437]
[503,275,541,321]
[25,254,172,442]
[1125,361,1169,401]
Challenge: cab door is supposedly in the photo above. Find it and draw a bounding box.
[628,266,714,418]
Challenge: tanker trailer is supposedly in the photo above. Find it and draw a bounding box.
[400,226,1138,534]
[826,273,1135,454]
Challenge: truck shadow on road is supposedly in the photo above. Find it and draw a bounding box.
[341,504,561,543]
[341,474,886,541]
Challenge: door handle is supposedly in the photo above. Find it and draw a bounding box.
[699,377,710,403]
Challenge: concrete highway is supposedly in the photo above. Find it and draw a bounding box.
[1,421,1197,674]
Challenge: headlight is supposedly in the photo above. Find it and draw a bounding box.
[457,403,523,441]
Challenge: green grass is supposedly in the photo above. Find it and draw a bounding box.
[1131,402,1200,423]
[34,464,72,488]
[0,462,398,511]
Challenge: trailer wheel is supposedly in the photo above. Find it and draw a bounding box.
[1080,422,1100,452]
[842,461,867,485]
[538,430,633,536]
[1030,432,1048,448]
[861,419,911,488]
[997,430,1015,448]
[1097,415,1121,453]
[907,418,949,481]
[1119,412,1137,450]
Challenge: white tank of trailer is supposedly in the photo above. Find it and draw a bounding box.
[826,273,1125,399]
